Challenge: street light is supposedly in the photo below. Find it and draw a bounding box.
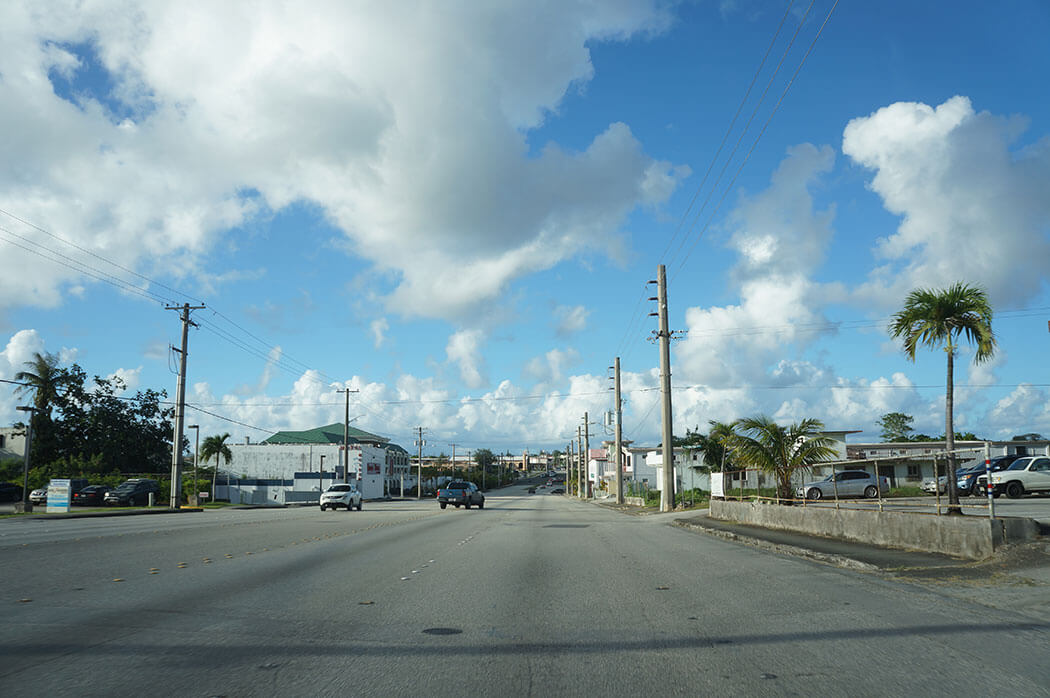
[187,425,199,506]
[15,406,36,512]
[319,454,326,495]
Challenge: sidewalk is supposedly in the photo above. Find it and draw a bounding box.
[673,509,1050,621]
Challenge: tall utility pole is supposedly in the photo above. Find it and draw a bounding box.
[568,440,574,495]
[651,265,675,512]
[336,388,358,483]
[576,424,583,499]
[167,303,205,509]
[15,406,35,512]
[613,357,624,504]
[583,411,590,499]
[415,426,426,498]
[450,443,457,476]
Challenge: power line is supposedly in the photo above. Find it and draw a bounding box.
[672,0,840,281]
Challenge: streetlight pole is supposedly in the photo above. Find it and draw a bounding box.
[187,425,199,505]
[15,406,36,512]
[319,454,326,496]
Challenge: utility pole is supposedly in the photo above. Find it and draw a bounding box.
[415,427,426,498]
[187,424,199,505]
[583,411,590,499]
[579,424,588,495]
[450,443,457,477]
[567,440,574,495]
[336,388,358,483]
[650,265,675,512]
[613,357,624,505]
[167,303,205,509]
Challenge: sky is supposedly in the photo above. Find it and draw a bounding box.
[2,0,1049,457]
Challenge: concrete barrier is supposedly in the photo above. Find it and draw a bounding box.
[709,499,1041,559]
[625,496,646,506]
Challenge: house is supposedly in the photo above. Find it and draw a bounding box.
[843,439,1050,487]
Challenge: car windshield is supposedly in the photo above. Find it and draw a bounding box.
[445,483,468,489]
[327,485,352,492]
[1006,459,1031,471]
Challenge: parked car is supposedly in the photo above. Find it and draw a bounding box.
[797,470,890,500]
[437,480,484,509]
[29,487,48,505]
[957,456,1023,496]
[549,487,565,495]
[73,485,114,506]
[104,478,160,506]
[320,483,362,511]
[0,482,23,502]
[982,456,1050,499]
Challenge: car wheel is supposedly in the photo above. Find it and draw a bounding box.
[346,502,353,511]
[864,486,878,499]
[440,502,447,509]
[971,485,984,497]
[464,502,471,509]
[807,487,822,501]
[478,500,484,509]
[357,500,362,511]
[320,505,326,511]
[1006,482,1024,499]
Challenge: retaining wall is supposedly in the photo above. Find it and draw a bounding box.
[709,499,1041,559]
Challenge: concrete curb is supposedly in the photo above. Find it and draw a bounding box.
[672,518,880,572]
[13,506,206,520]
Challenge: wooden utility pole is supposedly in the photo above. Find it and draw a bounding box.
[167,303,205,509]
[652,265,675,512]
[415,427,426,498]
[583,411,590,499]
[614,357,624,505]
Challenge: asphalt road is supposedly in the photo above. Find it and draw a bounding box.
[3,486,1050,697]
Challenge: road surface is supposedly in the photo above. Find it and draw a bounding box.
[2,485,1049,696]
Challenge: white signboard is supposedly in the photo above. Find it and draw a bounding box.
[47,478,72,513]
[710,472,726,499]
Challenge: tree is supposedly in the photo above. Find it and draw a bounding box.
[730,416,838,501]
[877,412,915,442]
[199,433,232,500]
[14,351,74,466]
[473,448,496,470]
[682,421,737,473]
[890,282,996,513]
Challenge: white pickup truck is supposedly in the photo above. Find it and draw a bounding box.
[984,456,1050,498]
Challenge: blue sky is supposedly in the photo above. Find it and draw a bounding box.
[2,0,1048,455]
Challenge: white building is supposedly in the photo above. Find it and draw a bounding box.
[224,423,411,502]
[0,426,27,461]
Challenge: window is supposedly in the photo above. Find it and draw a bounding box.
[906,464,920,481]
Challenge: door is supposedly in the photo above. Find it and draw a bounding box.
[1028,458,1050,492]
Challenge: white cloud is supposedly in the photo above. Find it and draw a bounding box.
[0,1,684,321]
[843,96,1050,310]
[676,143,837,389]
[523,347,580,384]
[445,329,487,390]
[370,318,389,350]
[554,305,590,336]
[106,366,141,392]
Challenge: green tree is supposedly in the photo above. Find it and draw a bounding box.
[14,351,74,465]
[682,420,738,473]
[730,416,838,501]
[890,282,996,513]
[199,433,233,500]
[877,412,915,442]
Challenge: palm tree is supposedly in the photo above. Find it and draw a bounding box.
[14,351,68,415]
[890,283,995,513]
[730,416,838,501]
[199,433,233,502]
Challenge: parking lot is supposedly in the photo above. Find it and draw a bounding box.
[786,494,1050,524]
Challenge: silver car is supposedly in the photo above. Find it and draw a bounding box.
[797,470,890,500]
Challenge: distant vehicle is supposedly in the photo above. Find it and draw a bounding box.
[0,482,23,502]
[30,488,48,505]
[983,456,1050,499]
[549,487,565,495]
[320,483,362,511]
[797,470,890,500]
[104,479,160,506]
[437,480,484,510]
[527,486,536,494]
[73,485,114,506]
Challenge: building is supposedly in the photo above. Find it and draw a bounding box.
[0,426,27,461]
[225,423,411,502]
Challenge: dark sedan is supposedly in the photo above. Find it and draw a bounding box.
[72,485,114,506]
[0,482,23,502]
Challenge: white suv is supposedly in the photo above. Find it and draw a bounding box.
[320,483,363,511]
[986,457,1050,499]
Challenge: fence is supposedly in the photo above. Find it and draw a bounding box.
[714,445,1004,519]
